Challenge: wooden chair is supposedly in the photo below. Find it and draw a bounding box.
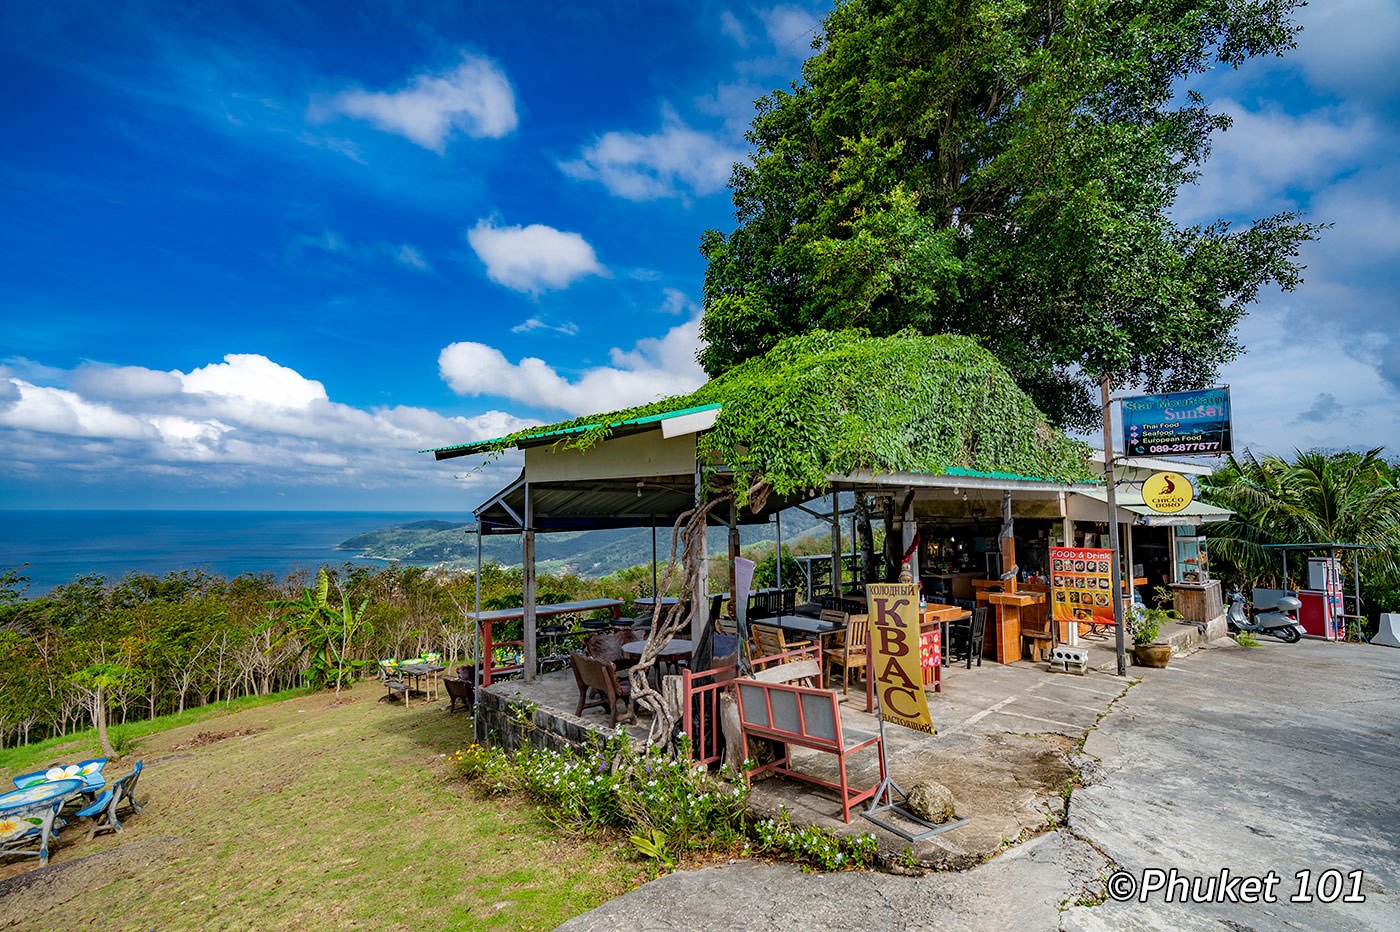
[823,613,869,695]
[569,653,636,727]
[582,629,640,667]
[443,675,474,713]
[947,606,988,668]
[751,625,811,668]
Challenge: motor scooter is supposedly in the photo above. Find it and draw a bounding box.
[1227,589,1307,642]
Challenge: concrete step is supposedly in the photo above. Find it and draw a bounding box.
[1163,613,1227,653]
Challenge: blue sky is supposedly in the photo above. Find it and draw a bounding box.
[1,0,1397,511]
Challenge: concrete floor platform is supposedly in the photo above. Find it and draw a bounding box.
[473,639,1221,869]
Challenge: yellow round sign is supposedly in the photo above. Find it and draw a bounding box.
[1143,471,1194,514]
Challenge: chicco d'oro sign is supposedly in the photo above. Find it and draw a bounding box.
[1142,471,1194,514]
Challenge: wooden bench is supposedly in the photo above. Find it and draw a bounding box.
[733,677,885,822]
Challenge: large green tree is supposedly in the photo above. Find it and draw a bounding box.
[699,0,1319,431]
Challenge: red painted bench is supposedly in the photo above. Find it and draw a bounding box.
[733,676,885,822]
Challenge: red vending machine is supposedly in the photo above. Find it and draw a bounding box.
[1297,558,1344,640]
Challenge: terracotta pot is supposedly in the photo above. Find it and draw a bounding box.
[1132,643,1171,668]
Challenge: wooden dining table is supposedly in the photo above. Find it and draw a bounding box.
[465,598,625,685]
[751,613,846,648]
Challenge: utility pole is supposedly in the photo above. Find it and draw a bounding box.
[1101,375,1128,676]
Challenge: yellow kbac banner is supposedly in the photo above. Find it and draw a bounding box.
[866,582,935,735]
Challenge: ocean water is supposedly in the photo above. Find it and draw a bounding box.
[0,510,459,594]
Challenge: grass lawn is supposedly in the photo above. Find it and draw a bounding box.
[0,682,640,930]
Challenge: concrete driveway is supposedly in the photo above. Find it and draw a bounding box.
[558,638,1400,931]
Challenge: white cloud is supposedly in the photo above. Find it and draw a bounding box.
[559,109,747,201]
[694,80,765,134]
[760,5,820,57]
[658,288,698,315]
[1220,314,1400,454]
[0,382,155,440]
[1292,0,1400,100]
[1174,101,1380,223]
[181,354,327,409]
[0,354,536,493]
[466,218,605,294]
[326,54,518,152]
[511,318,580,336]
[439,312,706,416]
[292,229,433,272]
[393,244,429,270]
[720,10,750,47]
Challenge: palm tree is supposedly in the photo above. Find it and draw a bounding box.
[1202,448,1400,594]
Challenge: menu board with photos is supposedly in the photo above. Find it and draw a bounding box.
[1050,546,1115,626]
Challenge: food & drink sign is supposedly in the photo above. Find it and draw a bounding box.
[1121,387,1231,456]
[866,582,935,734]
[1050,547,1115,628]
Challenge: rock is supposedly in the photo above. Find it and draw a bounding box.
[906,780,956,824]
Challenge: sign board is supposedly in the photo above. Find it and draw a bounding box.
[1121,387,1231,456]
[1050,547,1115,629]
[1142,471,1194,514]
[866,582,935,734]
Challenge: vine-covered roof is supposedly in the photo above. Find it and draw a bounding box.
[428,330,1094,501]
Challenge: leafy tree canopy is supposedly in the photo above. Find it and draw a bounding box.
[462,329,1094,505]
[698,0,1320,431]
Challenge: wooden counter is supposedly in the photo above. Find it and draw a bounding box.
[986,591,1046,663]
[1169,580,1223,622]
[922,571,980,601]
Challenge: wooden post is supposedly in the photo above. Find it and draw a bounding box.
[999,490,1016,593]
[830,486,843,597]
[902,489,918,581]
[695,460,710,643]
[1125,522,1136,601]
[728,501,740,602]
[775,510,783,589]
[695,515,710,644]
[522,484,537,683]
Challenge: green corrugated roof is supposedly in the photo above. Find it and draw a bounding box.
[941,466,1089,484]
[421,403,722,456]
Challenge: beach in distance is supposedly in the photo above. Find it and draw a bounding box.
[0,510,463,594]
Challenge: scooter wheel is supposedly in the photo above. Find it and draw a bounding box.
[1275,626,1301,643]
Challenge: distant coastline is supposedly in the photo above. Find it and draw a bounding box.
[0,510,464,594]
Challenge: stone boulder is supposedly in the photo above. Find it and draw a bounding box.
[906,780,956,824]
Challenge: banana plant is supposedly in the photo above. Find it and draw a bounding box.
[265,569,373,696]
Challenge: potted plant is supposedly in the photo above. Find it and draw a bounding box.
[1129,604,1176,668]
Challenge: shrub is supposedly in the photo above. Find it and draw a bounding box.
[452,737,876,872]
